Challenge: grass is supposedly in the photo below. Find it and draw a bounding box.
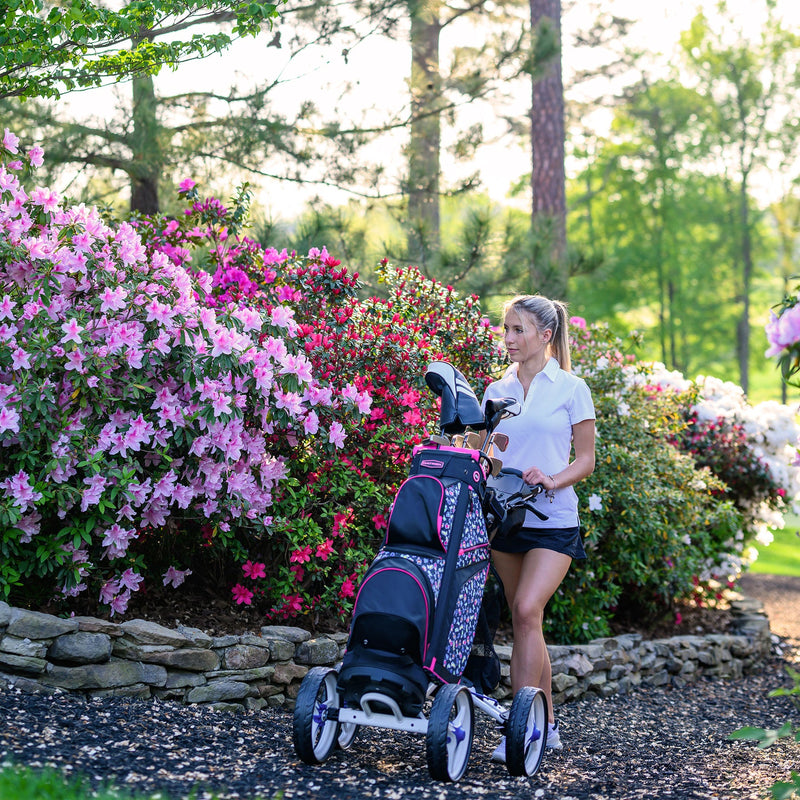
[0,763,148,800]
[0,762,284,800]
[750,515,800,577]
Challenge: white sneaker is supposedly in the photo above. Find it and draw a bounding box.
[547,721,563,750]
[491,737,506,763]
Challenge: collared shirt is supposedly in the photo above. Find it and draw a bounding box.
[481,357,595,528]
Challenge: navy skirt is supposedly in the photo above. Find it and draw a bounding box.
[491,525,586,560]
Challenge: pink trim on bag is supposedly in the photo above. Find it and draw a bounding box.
[411,444,481,462]
[354,567,430,659]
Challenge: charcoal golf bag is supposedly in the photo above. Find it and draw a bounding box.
[337,444,492,717]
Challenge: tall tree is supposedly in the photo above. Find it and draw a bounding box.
[528,0,566,298]
[679,2,800,394]
[407,0,443,262]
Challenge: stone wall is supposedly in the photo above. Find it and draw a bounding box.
[0,597,771,712]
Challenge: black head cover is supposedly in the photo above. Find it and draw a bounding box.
[424,361,486,434]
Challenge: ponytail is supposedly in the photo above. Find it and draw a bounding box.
[550,300,571,371]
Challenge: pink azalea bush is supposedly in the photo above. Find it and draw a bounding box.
[0,130,369,614]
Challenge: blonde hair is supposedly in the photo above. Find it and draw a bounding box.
[503,294,572,371]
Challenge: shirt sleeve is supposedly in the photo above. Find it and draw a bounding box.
[568,378,596,425]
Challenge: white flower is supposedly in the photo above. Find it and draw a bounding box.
[588,494,603,511]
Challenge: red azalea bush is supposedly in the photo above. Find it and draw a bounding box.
[669,412,784,526]
[132,184,504,626]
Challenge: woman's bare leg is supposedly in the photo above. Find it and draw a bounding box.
[492,548,572,723]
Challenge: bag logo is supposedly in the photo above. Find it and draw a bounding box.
[421,459,445,469]
[473,470,481,482]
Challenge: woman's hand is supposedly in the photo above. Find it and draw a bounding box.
[521,466,551,489]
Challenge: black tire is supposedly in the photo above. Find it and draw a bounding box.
[506,686,548,777]
[425,684,474,782]
[292,667,341,764]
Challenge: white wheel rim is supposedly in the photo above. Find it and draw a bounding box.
[524,691,547,772]
[311,672,339,759]
[446,691,471,779]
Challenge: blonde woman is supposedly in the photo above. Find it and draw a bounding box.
[482,295,596,762]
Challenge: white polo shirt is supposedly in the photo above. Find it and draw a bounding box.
[481,358,595,528]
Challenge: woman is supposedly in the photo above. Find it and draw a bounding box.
[482,294,595,762]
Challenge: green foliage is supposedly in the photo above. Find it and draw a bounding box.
[551,322,744,642]
[0,1,282,100]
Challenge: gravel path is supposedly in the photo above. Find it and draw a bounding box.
[1,576,799,800]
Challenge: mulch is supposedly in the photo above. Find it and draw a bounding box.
[2,575,799,800]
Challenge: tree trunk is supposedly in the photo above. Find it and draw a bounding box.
[129,68,161,214]
[407,0,442,270]
[737,174,752,396]
[529,0,567,299]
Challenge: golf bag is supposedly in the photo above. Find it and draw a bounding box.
[337,364,492,717]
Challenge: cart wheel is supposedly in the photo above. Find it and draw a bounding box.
[506,686,548,777]
[425,684,474,782]
[292,667,341,764]
[337,720,359,750]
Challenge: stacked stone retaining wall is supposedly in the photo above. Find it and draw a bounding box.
[0,597,771,712]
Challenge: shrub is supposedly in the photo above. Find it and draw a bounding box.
[0,131,368,614]
[559,323,744,642]
[132,186,504,626]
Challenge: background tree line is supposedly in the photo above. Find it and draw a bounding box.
[2,0,799,400]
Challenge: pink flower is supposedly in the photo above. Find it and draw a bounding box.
[328,421,346,448]
[242,560,267,579]
[339,577,355,599]
[765,305,800,357]
[372,512,388,531]
[302,410,320,435]
[402,408,422,426]
[400,389,421,407]
[11,347,31,370]
[28,145,44,167]
[2,470,42,511]
[179,178,196,192]
[232,584,254,605]
[569,316,587,330]
[281,593,303,614]
[60,319,83,344]
[163,566,192,588]
[0,295,16,320]
[99,578,120,605]
[119,568,143,592]
[3,128,19,154]
[100,286,127,313]
[109,590,131,616]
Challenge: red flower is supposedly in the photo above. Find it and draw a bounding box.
[290,546,312,564]
[232,584,254,605]
[316,538,335,561]
[242,560,267,579]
